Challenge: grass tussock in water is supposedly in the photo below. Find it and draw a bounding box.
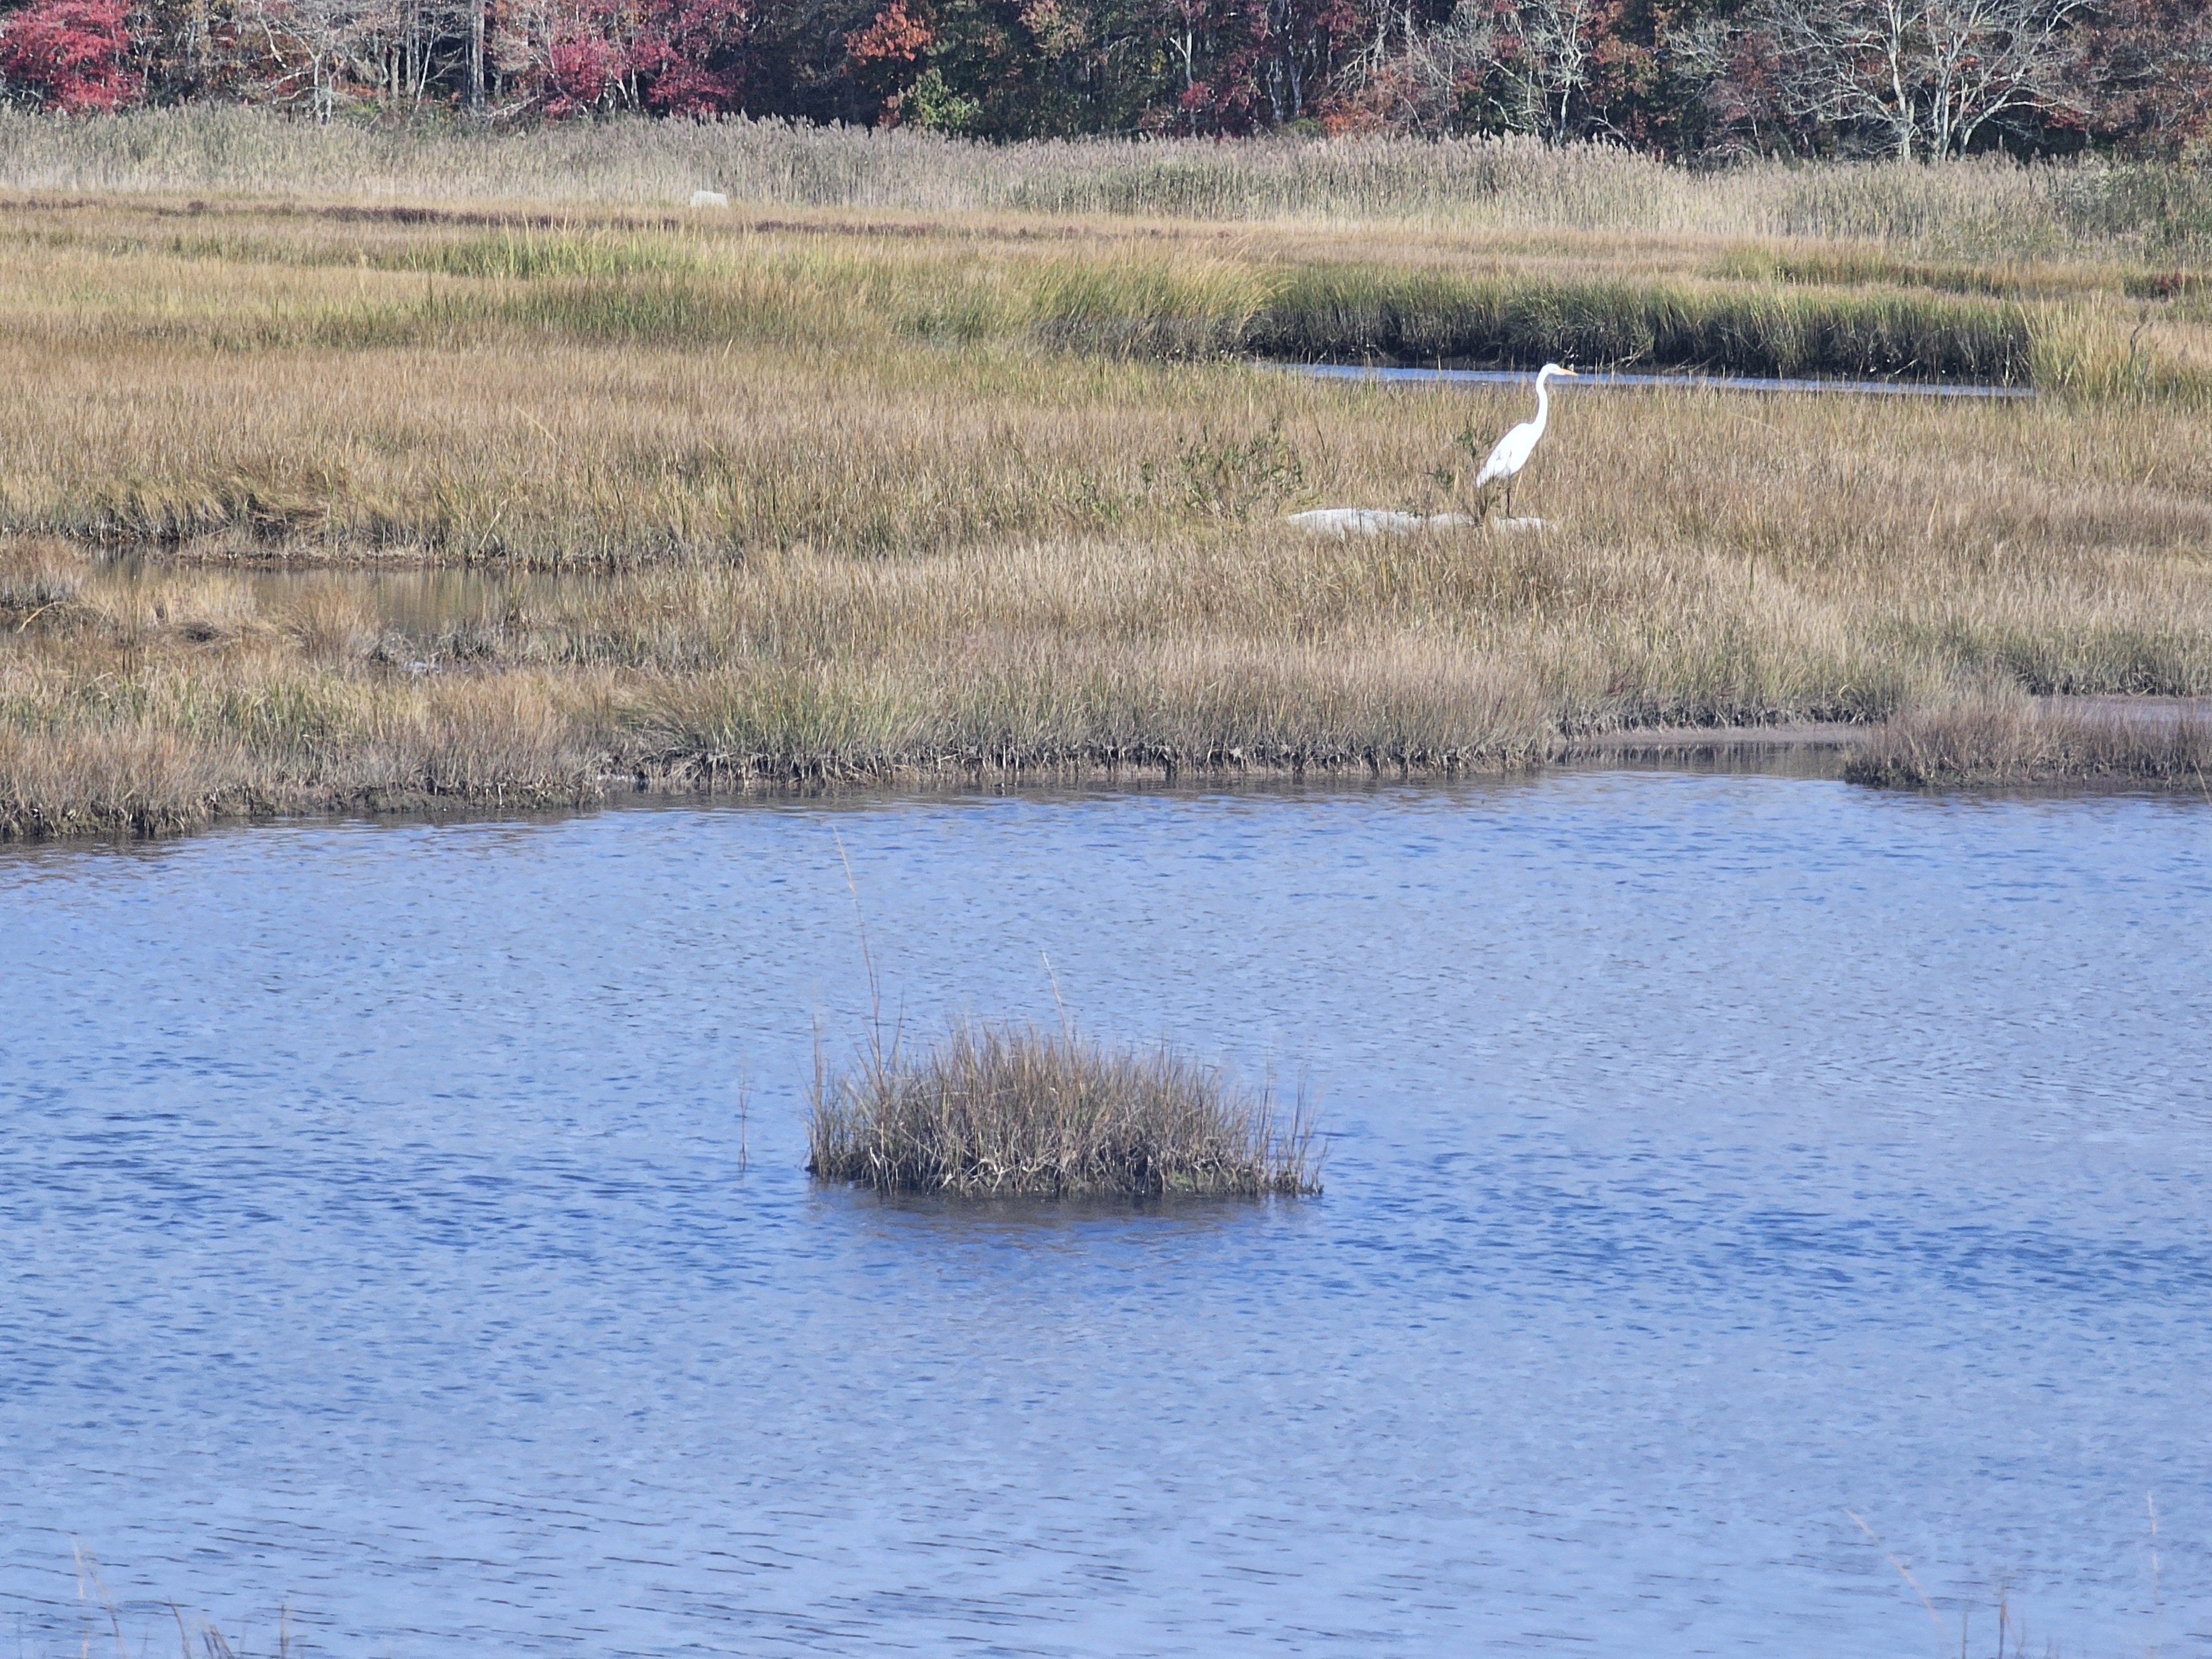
[1844,697,2212,787]
[807,1019,1320,1198]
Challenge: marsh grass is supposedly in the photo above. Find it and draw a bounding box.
[12,328,2212,834]
[4,114,2210,396]
[4,178,2212,839]
[807,1018,1320,1197]
[0,553,602,836]
[1843,697,2212,787]
[636,638,1558,782]
[8,204,2166,389]
[6,197,2210,565]
[0,684,599,838]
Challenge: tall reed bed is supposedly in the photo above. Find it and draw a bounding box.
[808,1019,1319,1197]
[5,108,2211,263]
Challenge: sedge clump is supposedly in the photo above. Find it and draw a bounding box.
[807,1019,1319,1199]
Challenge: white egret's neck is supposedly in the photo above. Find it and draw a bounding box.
[1530,367,1555,437]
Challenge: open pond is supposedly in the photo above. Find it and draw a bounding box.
[3,772,2208,1656]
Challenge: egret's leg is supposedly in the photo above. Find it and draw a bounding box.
[1505,475,1515,519]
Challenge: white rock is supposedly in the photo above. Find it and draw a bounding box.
[1287,508,1479,537]
[689,190,730,208]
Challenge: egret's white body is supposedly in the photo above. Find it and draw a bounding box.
[1475,363,1577,518]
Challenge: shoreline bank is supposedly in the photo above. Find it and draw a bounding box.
[7,697,2207,846]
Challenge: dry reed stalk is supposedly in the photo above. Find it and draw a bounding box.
[808,1018,1319,1198]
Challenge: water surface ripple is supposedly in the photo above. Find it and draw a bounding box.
[2,772,2208,1657]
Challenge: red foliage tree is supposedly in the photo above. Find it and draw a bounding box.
[545,32,622,113]
[0,0,143,111]
[844,0,931,121]
[635,0,753,112]
[1159,0,1360,131]
[526,0,754,118]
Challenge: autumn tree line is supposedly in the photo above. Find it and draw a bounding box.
[0,0,2205,160]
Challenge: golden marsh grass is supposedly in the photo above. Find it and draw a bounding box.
[2,154,2210,834]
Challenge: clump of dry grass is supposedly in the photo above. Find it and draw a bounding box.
[807,1018,1319,1198]
[1844,696,2212,787]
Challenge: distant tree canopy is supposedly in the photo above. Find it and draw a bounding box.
[0,0,2204,155]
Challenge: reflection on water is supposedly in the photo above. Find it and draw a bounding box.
[2,773,2208,1657]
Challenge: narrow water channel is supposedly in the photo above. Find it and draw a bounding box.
[2,773,2206,1657]
[1284,362,2039,398]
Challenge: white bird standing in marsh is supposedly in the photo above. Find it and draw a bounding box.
[1475,362,1578,520]
[1287,360,1580,538]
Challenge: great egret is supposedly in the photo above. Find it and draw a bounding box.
[1475,363,1578,519]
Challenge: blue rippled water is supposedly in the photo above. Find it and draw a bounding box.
[3,770,2208,1657]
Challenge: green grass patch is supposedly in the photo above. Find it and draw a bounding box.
[1240,267,2034,383]
[1708,245,2038,298]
